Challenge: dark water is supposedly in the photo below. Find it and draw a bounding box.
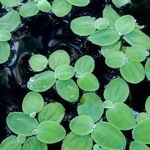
[0,0,150,149]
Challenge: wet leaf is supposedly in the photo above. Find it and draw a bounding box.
[66,0,90,7]
[69,116,95,136]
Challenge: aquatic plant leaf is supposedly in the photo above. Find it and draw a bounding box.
[48,50,70,70]
[37,121,66,144]
[77,73,99,91]
[145,96,150,115]
[74,55,95,75]
[69,116,95,136]
[105,50,127,68]
[132,119,150,144]
[120,61,145,84]
[91,122,126,149]
[136,112,150,123]
[115,15,136,35]
[88,28,120,46]
[56,79,79,102]
[19,1,39,17]
[0,0,22,7]
[66,0,90,7]
[22,137,47,150]
[77,93,104,122]
[29,54,48,72]
[52,0,72,17]
[125,45,148,62]
[71,16,96,36]
[55,65,75,80]
[0,42,10,64]
[22,92,44,116]
[129,141,150,150]
[112,0,131,8]
[1,136,22,150]
[145,58,150,80]
[123,29,150,49]
[94,18,110,30]
[6,112,39,136]
[104,77,129,103]
[0,30,11,41]
[37,0,51,12]
[38,102,65,123]
[106,103,136,130]
[27,71,56,92]
[61,132,93,150]
[0,10,20,32]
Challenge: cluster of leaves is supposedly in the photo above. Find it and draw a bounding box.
[0,0,91,64]
[70,5,150,84]
[27,50,99,102]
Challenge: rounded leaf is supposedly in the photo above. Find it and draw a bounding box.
[71,16,96,36]
[56,79,79,102]
[37,0,51,12]
[145,58,150,80]
[61,132,93,150]
[112,0,131,8]
[120,61,145,84]
[129,141,150,150]
[66,0,90,7]
[91,122,126,149]
[22,92,44,116]
[48,50,70,70]
[104,77,129,103]
[77,73,99,91]
[38,102,65,123]
[29,54,48,72]
[136,112,150,123]
[77,93,104,122]
[27,71,56,92]
[145,96,150,114]
[37,121,66,144]
[6,112,39,136]
[0,0,22,7]
[94,18,110,30]
[0,30,11,41]
[69,116,95,136]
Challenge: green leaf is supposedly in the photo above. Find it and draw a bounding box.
[55,65,75,80]
[88,28,120,46]
[37,0,52,12]
[38,102,65,123]
[0,0,21,7]
[115,15,136,35]
[77,93,104,122]
[52,0,72,17]
[29,54,48,72]
[71,16,96,36]
[66,0,90,7]
[69,116,95,136]
[125,46,148,62]
[129,141,150,150]
[105,50,127,68]
[61,132,93,150]
[75,55,95,75]
[19,1,39,18]
[77,73,99,91]
[56,79,79,102]
[37,121,66,144]
[22,137,47,150]
[0,10,20,32]
[48,50,70,70]
[0,42,10,64]
[27,71,56,92]
[6,112,39,136]
[104,77,129,103]
[1,136,22,150]
[0,30,11,41]
[145,58,150,80]
[132,119,150,144]
[16,134,26,144]
[136,112,150,123]
[106,103,136,130]
[123,29,150,49]
[91,122,126,149]
[103,5,120,24]
[112,0,131,8]
[120,60,145,84]
[145,96,150,114]
[94,18,110,30]
[22,92,44,116]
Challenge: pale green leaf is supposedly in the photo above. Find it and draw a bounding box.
[112,0,131,8]
[94,18,110,30]
[37,0,51,12]
[66,0,90,7]
[145,96,150,114]
[145,58,150,80]
[0,30,11,41]
[136,112,150,123]
[129,141,150,150]
[0,0,22,7]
